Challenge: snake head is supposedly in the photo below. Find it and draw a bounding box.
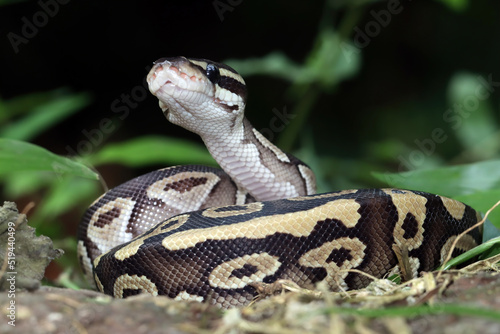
[147,57,247,137]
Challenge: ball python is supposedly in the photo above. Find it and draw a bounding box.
[77,57,482,308]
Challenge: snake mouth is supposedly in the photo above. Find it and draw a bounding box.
[147,60,210,95]
[147,59,216,118]
[147,66,174,95]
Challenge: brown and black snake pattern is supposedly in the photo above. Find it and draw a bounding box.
[92,188,481,308]
[78,57,482,308]
[77,165,254,283]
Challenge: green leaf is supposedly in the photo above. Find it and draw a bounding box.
[447,73,497,156]
[88,135,217,167]
[0,138,98,179]
[304,29,360,88]
[455,190,500,230]
[224,31,360,89]
[0,0,27,6]
[35,177,100,221]
[224,52,303,82]
[440,236,500,270]
[435,0,468,11]
[0,92,92,141]
[372,160,500,197]
[0,89,72,121]
[373,161,500,228]
[1,171,54,198]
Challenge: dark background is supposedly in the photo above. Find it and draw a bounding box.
[1,0,500,281]
[2,0,498,162]
[1,0,324,147]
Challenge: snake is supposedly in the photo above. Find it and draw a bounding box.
[77,56,482,308]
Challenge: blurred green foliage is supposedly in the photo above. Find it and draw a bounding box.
[0,0,499,287]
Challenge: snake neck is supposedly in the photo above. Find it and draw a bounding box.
[201,118,316,201]
[146,56,316,200]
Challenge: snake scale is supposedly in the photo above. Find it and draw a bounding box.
[77,57,482,308]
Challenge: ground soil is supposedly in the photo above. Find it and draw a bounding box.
[0,271,499,334]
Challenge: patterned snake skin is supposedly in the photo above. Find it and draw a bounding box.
[78,57,482,308]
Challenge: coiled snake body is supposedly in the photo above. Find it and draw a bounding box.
[78,57,482,308]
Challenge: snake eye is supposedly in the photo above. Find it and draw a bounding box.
[206,64,221,84]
